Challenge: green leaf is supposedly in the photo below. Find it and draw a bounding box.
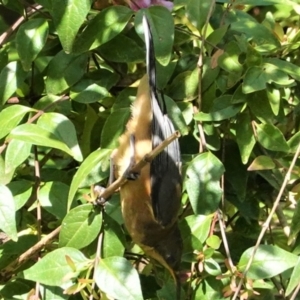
[218,41,243,73]
[181,215,213,251]
[185,0,212,32]
[265,57,300,81]
[266,85,281,116]
[256,123,289,152]
[243,66,267,94]
[194,105,242,122]
[73,6,133,54]
[5,139,32,173]
[7,180,33,210]
[135,6,174,66]
[204,258,221,276]
[247,155,275,171]
[0,155,14,185]
[103,216,125,257]
[248,90,274,123]
[0,184,17,241]
[95,257,143,300]
[167,68,198,100]
[46,51,88,94]
[101,108,130,149]
[206,235,221,249]
[70,79,110,104]
[186,152,224,214]
[8,123,75,157]
[68,148,111,210]
[289,200,300,243]
[231,12,280,52]
[288,131,300,153]
[164,95,188,135]
[59,204,102,249]
[0,61,28,106]
[236,111,256,164]
[16,18,49,71]
[238,245,298,279]
[99,34,145,63]
[39,182,69,220]
[24,247,88,286]
[37,112,83,162]
[286,257,300,297]
[51,0,91,53]
[0,105,36,139]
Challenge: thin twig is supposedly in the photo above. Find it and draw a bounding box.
[232,142,300,299]
[1,226,61,278]
[290,280,300,300]
[195,1,215,152]
[89,231,104,300]
[0,4,43,47]
[33,145,42,299]
[217,209,234,273]
[95,131,181,202]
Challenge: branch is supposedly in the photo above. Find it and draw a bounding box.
[1,226,61,279]
[94,131,181,202]
[232,141,300,299]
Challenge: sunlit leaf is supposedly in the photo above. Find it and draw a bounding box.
[95,257,143,300]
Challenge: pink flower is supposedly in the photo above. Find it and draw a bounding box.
[129,0,173,11]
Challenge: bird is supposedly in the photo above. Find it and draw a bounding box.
[110,14,182,298]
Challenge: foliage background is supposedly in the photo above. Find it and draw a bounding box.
[1,0,300,299]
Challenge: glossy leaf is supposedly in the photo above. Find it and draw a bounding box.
[73,6,133,53]
[51,0,91,53]
[7,180,33,210]
[204,258,221,276]
[46,51,88,94]
[5,139,32,173]
[289,200,300,243]
[68,148,111,209]
[206,235,221,249]
[288,131,300,153]
[256,123,289,152]
[164,95,188,135]
[194,105,242,122]
[70,80,109,104]
[0,184,17,241]
[181,215,213,250]
[37,112,83,162]
[135,6,174,66]
[218,41,243,73]
[102,216,125,258]
[24,247,88,286]
[99,34,145,63]
[186,152,224,214]
[243,66,267,94]
[248,155,275,171]
[59,204,102,248]
[101,108,130,149]
[0,104,36,139]
[167,68,198,100]
[185,0,212,32]
[0,155,14,185]
[236,111,256,164]
[16,18,49,71]
[39,181,69,220]
[95,257,143,300]
[286,257,300,296]
[238,245,298,279]
[0,61,28,105]
[8,123,74,158]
